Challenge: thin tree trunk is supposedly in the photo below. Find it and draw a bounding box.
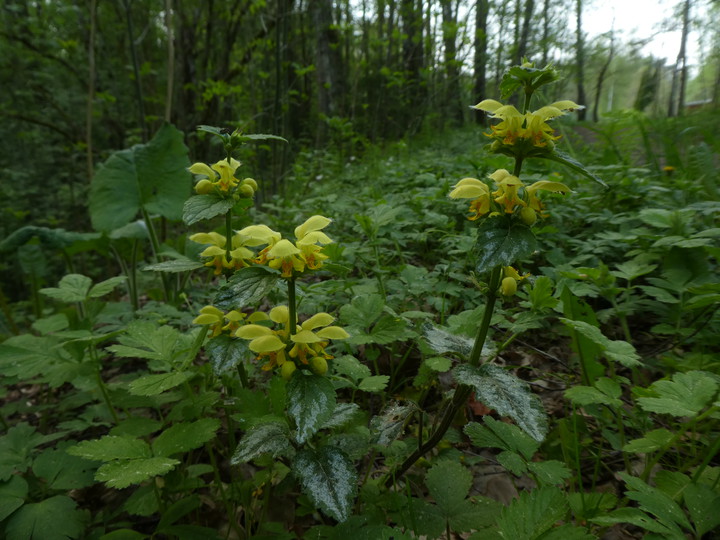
[575,0,587,120]
[312,0,344,143]
[514,0,534,65]
[441,0,463,126]
[593,32,614,122]
[474,0,489,124]
[165,0,174,123]
[86,0,96,180]
[541,0,550,66]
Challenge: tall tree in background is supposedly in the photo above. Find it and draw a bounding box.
[513,0,535,65]
[474,0,490,124]
[593,31,615,121]
[441,0,464,126]
[575,0,588,120]
[668,0,692,116]
[312,0,345,143]
[401,0,426,133]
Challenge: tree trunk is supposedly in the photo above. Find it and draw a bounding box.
[513,0,535,65]
[441,0,463,126]
[575,0,587,120]
[473,0,489,124]
[401,0,425,132]
[593,32,614,122]
[312,0,344,144]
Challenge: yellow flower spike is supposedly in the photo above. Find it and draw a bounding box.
[301,312,335,330]
[449,178,491,220]
[189,158,242,192]
[294,215,332,241]
[193,305,225,337]
[222,310,246,333]
[237,224,282,247]
[526,180,572,215]
[316,326,350,340]
[492,174,526,214]
[266,239,304,277]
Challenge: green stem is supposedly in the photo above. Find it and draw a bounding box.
[690,431,720,483]
[95,365,120,424]
[225,209,233,263]
[140,207,172,302]
[383,266,503,487]
[287,277,297,335]
[180,325,209,371]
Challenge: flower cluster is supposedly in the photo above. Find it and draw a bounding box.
[449,169,570,222]
[235,306,350,376]
[474,99,583,157]
[189,158,258,197]
[190,215,333,277]
[192,306,247,337]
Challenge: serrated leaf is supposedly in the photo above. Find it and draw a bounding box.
[455,364,548,442]
[527,460,572,486]
[95,457,180,489]
[294,446,357,522]
[496,449,527,475]
[637,370,718,417]
[89,124,190,231]
[426,460,472,513]
[370,401,416,446]
[565,377,622,408]
[332,355,372,381]
[182,194,236,226]
[423,324,474,356]
[287,373,336,444]
[559,318,641,367]
[128,371,194,396]
[474,220,537,274]
[358,375,389,392]
[685,482,720,536]
[204,335,251,376]
[397,498,445,538]
[464,416,538,460]
[0,475,28,522]
[88,276,127,298]
[152,418,220,457]
[4,495,83,540]
[231,422,293,464]
[591,507,676,534]
[40,274,92,303]
[638,208,674,228]
[213,266,279,311]
[611,261,657,281]
[320,403,361,430]
[448,497,501,532]
[539,523,597,540]
[619,472,691,531]
[496,486,567,539]
[425,356,452,372]
[33,443,96,489]
[143,259,206,273]
[107,322,192,366]
[349,314,413,345]
[339,294,385,328]
[66,436,151,462]
[622,429,674,453]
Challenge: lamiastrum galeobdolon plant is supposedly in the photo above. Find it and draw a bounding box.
[383,62,605,486]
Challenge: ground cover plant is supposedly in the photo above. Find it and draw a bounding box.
[1,62,719,539]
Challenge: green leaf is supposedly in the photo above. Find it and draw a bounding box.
[152,418,220,457]
[619,472,691,532]
[455,364,548,442]
[370,401,416,446]
[565,377,622,408]
[638,208,675,228]
[182,194,236,226]
[95,457,180,489]
[143,259,205,273]
[231,422,293,464]
[0,423,48,480]
[496,486,567,539]
[591,507,677,534]
[349,314,414,345]
[426,460,472,513]
[89,123,191,231]
[559,318,641,367]
[88,276,127,298]
[397,498,445,538]
[204,335,251,376]
[0,475,28,522]
[294,446,357,522]
[358,375,389,392]
[474,220,537,274]
[287,372,336,444]
[107,322,192,366]
[320,403,361,430]
[422,324,474,356]
[448,497,501,533]
[66,436,151,462]
[128,371,194,396]
[213,266,280,311]
[39,274,92,303]
[542,150,608,187]
[238,133,288,143]
[4,495,83,540]
[33,443,96,489]
[0,226,100,254]
[611,261,657,281]
[333,355,372,381]
[425,356,452,372]
[527,460,572,486]
[684,482,720,536]
[622,429,674,453]
[637,370,718,417]
[465,416,538,460]
[339,294,385,328]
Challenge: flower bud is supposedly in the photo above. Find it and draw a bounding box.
[309,356,328,375]
[242,177,258,191]
[501,277,517,297]
[195,179,214,195]
[238,184,255,198]
[519,207,537,226]
[281,361,297,380]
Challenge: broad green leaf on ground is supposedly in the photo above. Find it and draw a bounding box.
[591,507,679,535]
[426,460,472,512]
[637,370,718,417]
[213,266,280,311]
[474,219,537,274]
[95,457,180,489]
[622,429,674,453]
[287,372,336,444]
[89,123,190,231]
[496,486,568,539]
[4,495,84,540]
[0,475,28,521]
[66,436,151,462]
[370,401,417,446]
[396,498,445,539]
[182,194,235,225]
[684,482,720,536]
[424,356,452,372]
[152,418,220,457]
[559,318,641,367]
[0,423,59,480]
[619,472,691,532]
[527,460,573,486]
[231,422,293,464]
[565,377,623,408]
[39,274,92,303]
[465,416,538,460]
[88,276,127,298]
[358,375,390,392]
[611,261,657,281]
[204,334,252,376]
[339,294,385,328]
[107,322,193,367]
[422,323,474,357]
[332,355,372,381]
[348,314,415,345]
[294,446,357,522]
[32,443,96,490]
[128,371,194,396]
[455,364,548,442]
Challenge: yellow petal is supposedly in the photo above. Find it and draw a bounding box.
[268,239,301,258]
[189,232,226,247]
[492,105,522,119]
[527,181,571,194]
[488,169,512,183]
[249,335,285,353]
[291,329,322,344]
[296,231,333,246]
[449,178,489,199]
[295,215,332,239]
[269,305,290,324]
[473,99,503,113]
[301,312,335,330]
[193,313,222,325]
[316,326,350,340]
[189,163,216,178]
[548,100,584,112]
[236,324,273,339]
[200,246,226,258]
[248,311,270,322]
[237,225,281,247]
[532,106,564,121]
[225,310,245,322]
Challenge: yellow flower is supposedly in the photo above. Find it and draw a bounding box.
[490,169,526,213]
[189,158,243,193]
[189,231,254,275]
[449,178,491,220]
[525,180,572,216]
[193,306,246,337]
[295,215,333,270]
[289,312,350,364]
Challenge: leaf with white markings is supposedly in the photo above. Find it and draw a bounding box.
[231,422,293,464]
[287,372,336,444]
